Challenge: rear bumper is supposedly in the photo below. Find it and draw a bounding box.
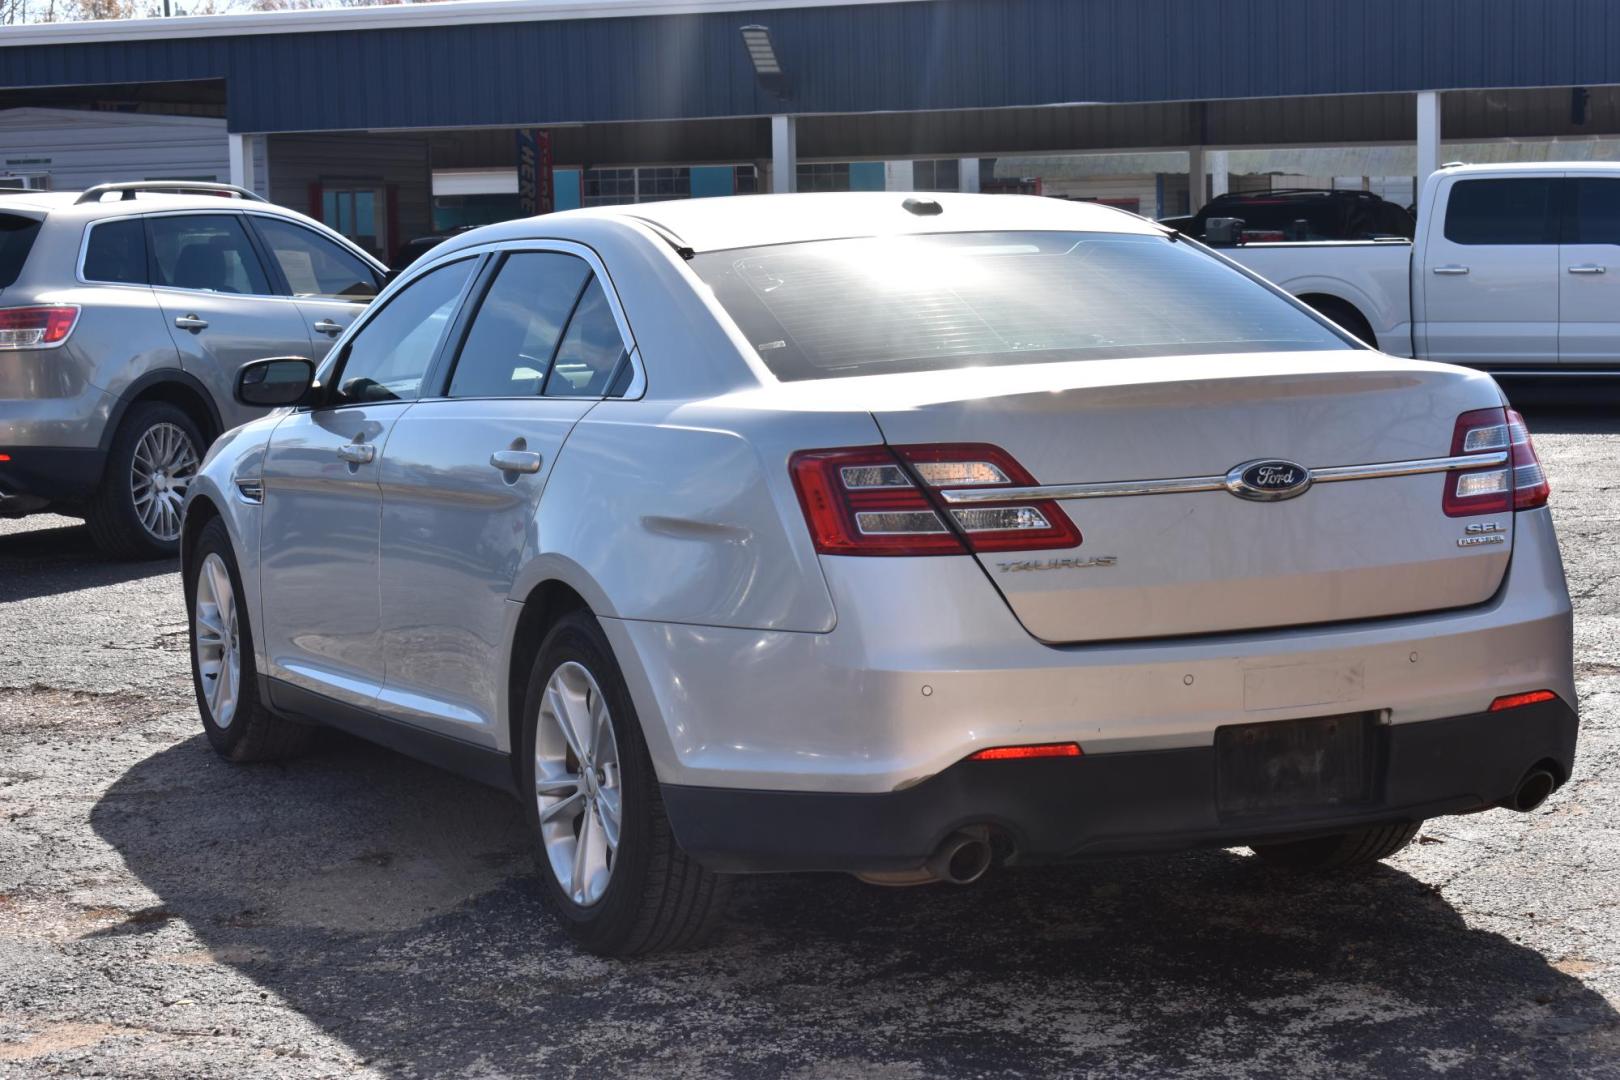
[0,445,106,509]
[665,698,1578,873]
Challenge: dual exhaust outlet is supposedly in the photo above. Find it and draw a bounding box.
[859,766,1558,888]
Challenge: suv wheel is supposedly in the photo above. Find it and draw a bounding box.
[186,516,314,762]
[521,611,731,955]
[86,401,204,560]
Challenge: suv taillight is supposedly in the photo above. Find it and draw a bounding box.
[0,305,78,349]
[1444,407,1549,516]
[789,443,1080,556]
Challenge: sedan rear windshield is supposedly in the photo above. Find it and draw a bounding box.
[690,231,1351,382]
[0,213,42,288]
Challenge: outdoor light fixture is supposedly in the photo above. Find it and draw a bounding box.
[740,24,790,98]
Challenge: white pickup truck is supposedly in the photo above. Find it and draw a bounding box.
[1211,162,1620,375]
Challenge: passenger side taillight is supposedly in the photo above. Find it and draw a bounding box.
[0,305,77,349]
[789,443,1080,556]
[1444,407,1549,516]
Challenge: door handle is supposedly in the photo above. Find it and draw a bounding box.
[1431,265,1470,275]
[490,450,543,474]
[174,314,209,330]
[313,319,345,335]
[1568,264,1607,274]
[337,443,376,465]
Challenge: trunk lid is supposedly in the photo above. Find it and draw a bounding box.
[865,352,1512,643]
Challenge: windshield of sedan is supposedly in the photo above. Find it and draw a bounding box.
[689,231,1352,382]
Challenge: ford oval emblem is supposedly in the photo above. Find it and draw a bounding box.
[1225,459,1313,502]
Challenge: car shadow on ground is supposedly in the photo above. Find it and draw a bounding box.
[90,732,1619,1078]
[0,519,174,603]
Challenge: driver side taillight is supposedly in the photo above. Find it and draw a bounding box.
[789,443,1080,556]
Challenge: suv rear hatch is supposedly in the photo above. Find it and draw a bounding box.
[867,354,1515,643]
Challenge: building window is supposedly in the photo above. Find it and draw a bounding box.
[581,167,638,207]
[581,166,692,207]
[320,185,388,261]
[912,159,960,192]
[796,162,850,192]
[734,165,760,194]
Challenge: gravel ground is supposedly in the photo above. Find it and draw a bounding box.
[1,402,1617,1079]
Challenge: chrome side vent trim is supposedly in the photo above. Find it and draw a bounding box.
[234,478,264,504]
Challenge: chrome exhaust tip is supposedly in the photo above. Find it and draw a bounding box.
[926,827,993,886]
[1504,767,1557,813]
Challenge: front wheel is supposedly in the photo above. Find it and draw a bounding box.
[521,611,730,955]
[186,516,314,763]
[1250,820,1422,870]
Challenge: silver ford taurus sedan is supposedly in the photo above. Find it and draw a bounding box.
[181,193,1577,955]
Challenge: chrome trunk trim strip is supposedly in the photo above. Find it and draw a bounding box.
[938,451,1511,504]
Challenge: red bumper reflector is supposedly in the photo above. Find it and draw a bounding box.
[0,453,10,462]
[968,742,1083,761]
[1489,690,1558,712]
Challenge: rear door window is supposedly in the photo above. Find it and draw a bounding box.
[447,252,590,398]
[545,277,629,397]
[249,216,381,299]
[0,214,42,288]
[1564,178,1620,245]
[147,214,272,295]
[1443,179,1559,245]
[82,218,149,285]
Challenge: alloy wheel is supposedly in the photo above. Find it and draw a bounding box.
[193,552,241,729]
[131,421,199,541]
[534,661,623,907]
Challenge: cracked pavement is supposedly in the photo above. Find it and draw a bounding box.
[0,399,1617,1078]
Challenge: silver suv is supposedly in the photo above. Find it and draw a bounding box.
[0,181,386,558]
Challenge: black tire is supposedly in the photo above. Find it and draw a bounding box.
[520,610,731,956]
[86,400,206,561]
[185,516,315,763]
[1250,820,1422,871]
[1304,296,1376,347]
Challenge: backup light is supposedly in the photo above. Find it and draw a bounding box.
[969,742,1083,761]
[1489,690,1559,712]
[1444,407,1549,516]
[0,306,78,349]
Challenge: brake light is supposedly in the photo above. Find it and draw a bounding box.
[968,742,1083,761]
[0,306,78,349]
[1489,689,1558,711]
[788,443,1080,556]
[1444,407,1549,516]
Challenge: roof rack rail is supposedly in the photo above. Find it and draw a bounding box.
[75,181,267,205]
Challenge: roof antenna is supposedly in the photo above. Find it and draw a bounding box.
[902,197,944,216]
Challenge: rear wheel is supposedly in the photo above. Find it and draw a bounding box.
[87,401,205,561]
[520,610,730,955]
[1250,820,1422,870]
[186,516,314,763]
[1303,296,1376,347]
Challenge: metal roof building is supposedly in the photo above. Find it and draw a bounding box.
[2,0,1616,258]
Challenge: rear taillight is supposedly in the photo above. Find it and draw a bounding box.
[0,305,78,349]
[788,443,1080,556]
[1444,407,1549,516]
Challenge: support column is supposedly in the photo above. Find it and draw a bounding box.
[1416,90,1441,213]
[958,158,981,193]
[1208,150,1229,199]
[770,115,797,194]
[1186,145,1206,213]
[227,132,255,192]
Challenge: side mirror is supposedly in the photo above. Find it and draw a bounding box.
[236,356,315,408]
[1204,217,1246,246]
